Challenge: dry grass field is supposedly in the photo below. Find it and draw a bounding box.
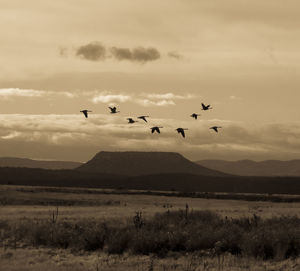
[2,248,300,271]
[2,185,300,222]
[2,185,300,270]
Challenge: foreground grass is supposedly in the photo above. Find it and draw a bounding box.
[1,248,300,271]
[2,209,300,260]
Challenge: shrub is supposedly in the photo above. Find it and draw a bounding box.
[106,229,131,254]
[3,210,300,260]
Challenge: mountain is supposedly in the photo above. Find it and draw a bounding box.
[196,159,300,176]
[77,151,228,177]
[0,157,82,170]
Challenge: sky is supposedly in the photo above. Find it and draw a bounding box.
[0,0,300,162]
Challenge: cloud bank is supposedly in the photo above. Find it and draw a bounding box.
[0,113,300,161]
[90,91,194,106]
[0,88,75,99]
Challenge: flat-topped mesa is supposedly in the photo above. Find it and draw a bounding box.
[76,151,227,177]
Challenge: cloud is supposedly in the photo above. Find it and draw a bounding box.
[0,88,43,98]
[229,95,242,100]
[1,114,300,161]
[136,99,176,107]
[76,42,106,61]
[110,46,161,63]
[145,93,194,100]
[91,93,131,104]
[0,88,75,100]
[58,47,68,57]
[74,42,161,63]
[168,51,183,60]
[0,88,193,108]
[136,92,194,106]
[90,91,193,107]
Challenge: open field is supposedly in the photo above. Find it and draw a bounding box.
[3,185,300,222]
[2,185,300,270]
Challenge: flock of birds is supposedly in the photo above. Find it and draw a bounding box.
[80,103,222,138]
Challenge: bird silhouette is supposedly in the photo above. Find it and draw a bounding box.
[137,115,149,122]
[210,126,222,133]
[176,128,188,138]
[80,110,92,118]
[190,113,201,120]
[151,126,163,134]
[109,106,120,114]
[201,103,212,111]
[127,118,138,124]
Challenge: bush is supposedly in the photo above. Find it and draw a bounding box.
[106,229,131,254]
[3,210,300,260]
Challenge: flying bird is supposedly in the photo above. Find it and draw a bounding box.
[190,113,200,120]
[80,110,92,118]
[150,126,163,134]
[210,126,222,133]
[137,115,149,122]
[201,103,212,111]
[176,128,188,138]
[127,118,138,124]
[109,106,120,114]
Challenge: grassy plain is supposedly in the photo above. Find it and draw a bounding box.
[2,185,300,270]
[2,185,300,222]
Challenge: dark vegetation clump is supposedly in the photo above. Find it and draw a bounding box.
[2,208,300,260]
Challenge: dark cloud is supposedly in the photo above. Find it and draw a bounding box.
[168,51,183,60]
[76,42,106,61]
[110,46,160,63]
[75,42,161,63]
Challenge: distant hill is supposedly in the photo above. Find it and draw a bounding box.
[1,167,300,195]
[197,159,300,176]
[77,151,227,177]
[0,157,82,170]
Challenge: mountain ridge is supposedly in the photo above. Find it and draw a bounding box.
[0,157,82,170]
[76,151,228,177]
[197,159,300,176]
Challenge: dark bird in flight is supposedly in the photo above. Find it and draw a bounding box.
[127,118,138,124]
[80,110,92,118]
[190,113,201,120]
[137,115,149,122]
[201,103,212,111]
[176,128,188,138]
[210,126,222,133]
[109,106,120,114]
[151,126,163,134]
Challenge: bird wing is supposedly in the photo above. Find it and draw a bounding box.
[156,127,160,133]
[180,130,185,137]
[151,128,155,133]
[201,103,205,109]
[83,111,88,118]
[213,127,218,132]
[195,115,198,119]
[138,116,148,122]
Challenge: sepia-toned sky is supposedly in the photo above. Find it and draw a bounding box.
[0,0,300,162]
